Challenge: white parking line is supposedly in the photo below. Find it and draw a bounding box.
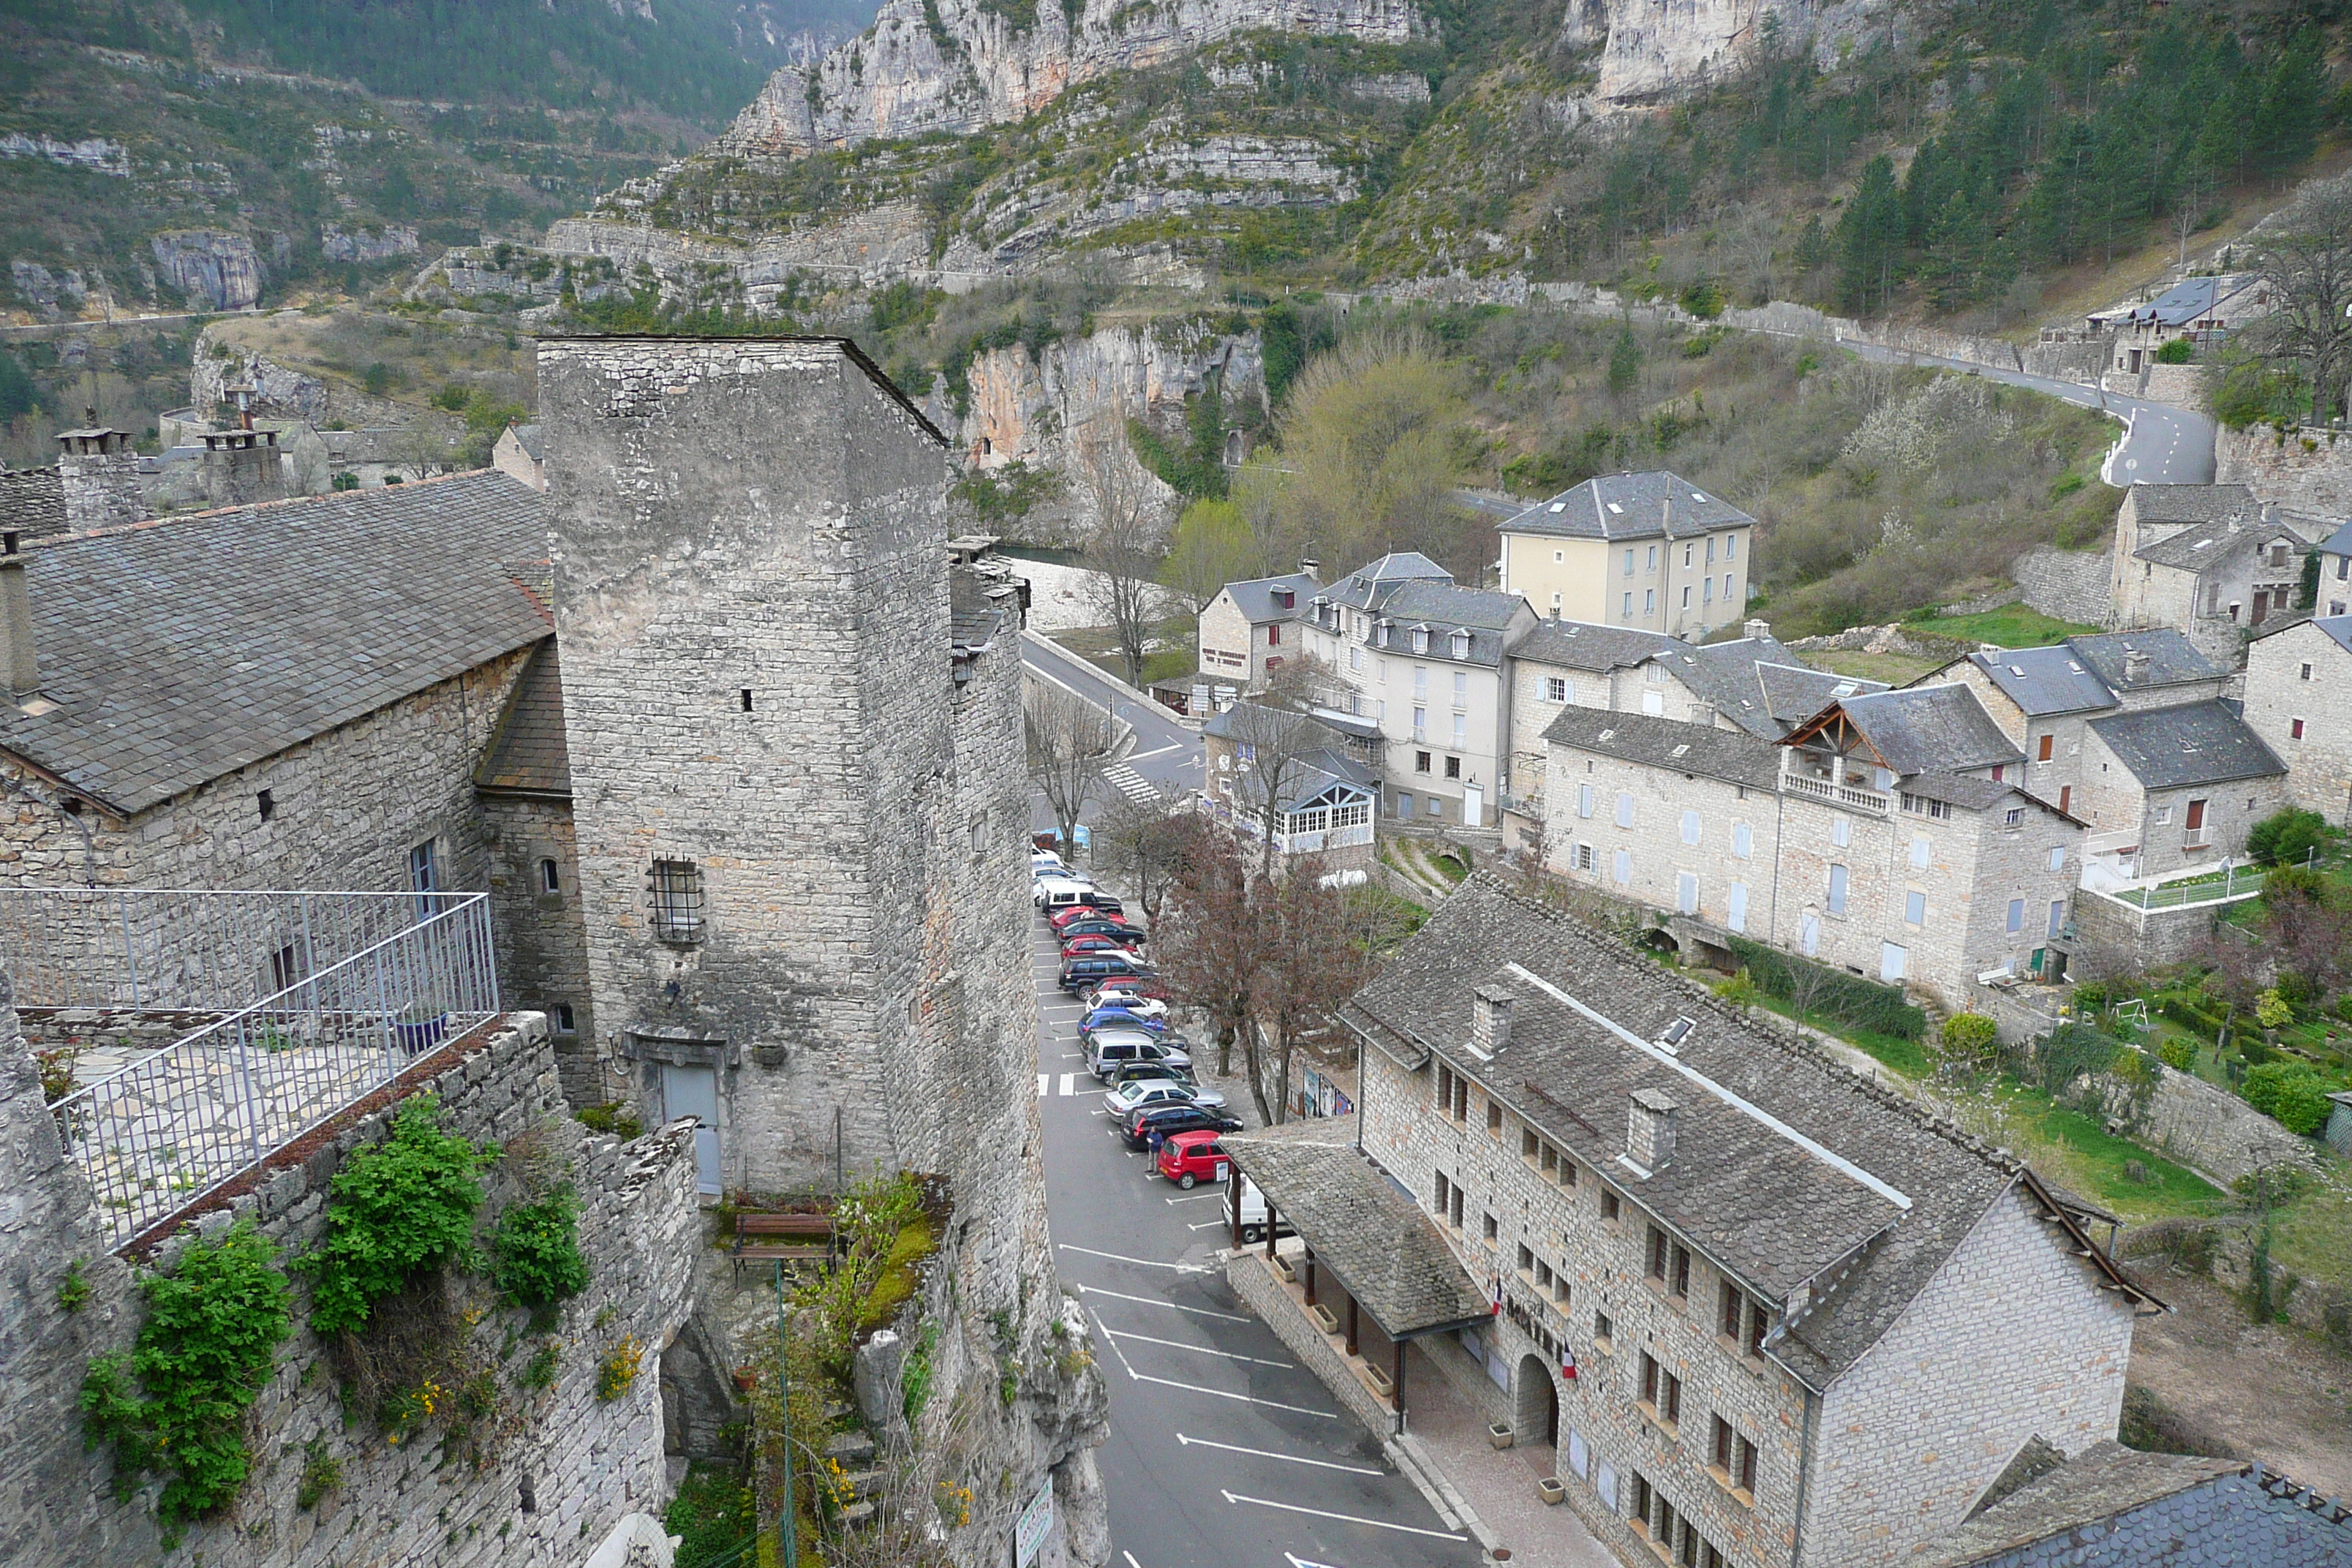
[1099,1325,1293,1367]
[1186,1220,1226,1231]
[1221,1491,1463,1539]
[1091,1311,1335,1417]
[1177,1434,1384,1475]
[1037,1074,1048,1098]
[1059,1073,1076,1096]
[1060,1243,1213,1273]
[1165,1192,1220,1205]
[1076,1283,1248,1319]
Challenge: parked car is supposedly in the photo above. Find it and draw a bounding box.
[1079,1008,1166,1039]
[1101,1059,1195,1090]
[1055,917,1146,945]
[1085,979,1166,1009]
[1221,1175,1294,1245]
[1031,851,1066,877]
[1107,1078,1226,1120]
[1126,1101,1242,1150]
[1060,953,1150,994]
[1082,992,1165,1021]
[1040,883,1120,916]
[1049,897,1126,930]
[1088,1031,1191,1080]
[1156,1129,1233,1189]
[1061,932,1145,959]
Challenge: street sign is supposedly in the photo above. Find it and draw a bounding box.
[1014,1474,1055,1568]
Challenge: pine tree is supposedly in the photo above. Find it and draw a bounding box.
[1836,155,1904,316]
[1607,326,1642,395]
[2253,29,2327,180]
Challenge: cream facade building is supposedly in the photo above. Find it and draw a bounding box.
[2243,615,2352,826]
[1496,472,1754,639]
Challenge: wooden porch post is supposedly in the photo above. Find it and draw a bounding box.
[1304,1248,1316,1306]
[1392,1339,1408,1433]
[1344,1295,1359,1357]
[1227,1162,1243,1251]
[1265,1202,1278,1258]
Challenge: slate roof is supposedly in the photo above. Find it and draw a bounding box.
[1319,559,1529,668]
[1651,636,1884,739]
[1221,570,1319,625]
[2320,519,2352,558]
[1511,619,1679,673]
[2100,274,2264,329]
[475,637,570,796]
[1802,686,2022,776]
[1540,706,1780,791]
[2313,615,2352,655]
[1962,646,2116,717]
[2088,700,2285,791]
[0,469,552,814]
[1921,1444,2352,1568]
[2125,483,2258,526]
[2132,513,2296,570]
[1500,470,1756,542]
[0,464,67,539]
[1218,1115,1493,1338]
[1338,877,2150,1387]
[508,423,543,460]
[2065,629,2221,693]
[1901,772,2039,814]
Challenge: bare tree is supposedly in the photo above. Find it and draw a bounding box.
[1091,790,1189,926]
[1221,663,1345,881]
[1072,411,1171,687]
[1155,823,1260,1078]
[1024,680,1119,861]
[2253,172,2352,426]
[1254,861,1386,1126]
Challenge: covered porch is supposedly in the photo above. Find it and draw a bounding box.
[1219,1115,1493,1436]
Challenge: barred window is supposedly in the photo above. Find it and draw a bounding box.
[651,859,706,943]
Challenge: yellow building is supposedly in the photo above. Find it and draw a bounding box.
[1496,470,1754,640]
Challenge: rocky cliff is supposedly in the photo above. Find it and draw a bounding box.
[719,0,1429,155]
[1561,0,1899,105]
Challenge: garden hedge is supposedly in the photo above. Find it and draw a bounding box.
[1722,936,1926,1041]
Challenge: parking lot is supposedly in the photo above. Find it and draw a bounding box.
[1030,911,1482,1568]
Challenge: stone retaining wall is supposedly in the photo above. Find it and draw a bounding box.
[2011,543,2114,627]
[2119,1217,2351,1345]
[0,998,704,1567]
[2215,421,2352,516]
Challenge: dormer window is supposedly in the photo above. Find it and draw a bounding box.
[1411,627,1430,655]
[1274,589,1296,610]
[1448,629,1470,660]
[1374,619,1392,648]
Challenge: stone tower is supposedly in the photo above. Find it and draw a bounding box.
[537,335,1038,1202]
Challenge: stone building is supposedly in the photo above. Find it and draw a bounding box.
[2243,614,2352,827]
[2084,273,2268,377]
[2076,704,2288,880]
[1229,877,2158,1568]
[1499,619,1680,844]
[2318,519,2352,619]
[1496,471,1754,638]
[494,420,547,491]
[1295,551,1539,830]
[1195,565,1319,690]
[1199,701,1379,870]
[2107,483,2325,666]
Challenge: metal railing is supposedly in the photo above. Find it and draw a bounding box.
[2100,866,2267,911]
[29,891,499,1249]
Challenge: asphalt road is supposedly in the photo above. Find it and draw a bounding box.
[1029,918,1482,1568]
[1833,336,2216,485]
[1021,633,1206,841]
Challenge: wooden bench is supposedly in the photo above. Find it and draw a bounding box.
[732,1211,836,1284]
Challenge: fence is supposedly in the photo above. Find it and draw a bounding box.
[2099,867,2267,911]
[15,889,500,1249]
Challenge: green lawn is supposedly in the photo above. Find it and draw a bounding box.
[1741,991,1932,1078]
[1986,1080,2228,1218]
[1916,603,2101,648]
[1802,649,1945,687]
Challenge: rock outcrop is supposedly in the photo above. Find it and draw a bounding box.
[716,0,1430,157]
[190,335,331,425]
[946,320,1264,475]
[1561,0,1901,106]
[319,223,419,264]
[150,229,265,311]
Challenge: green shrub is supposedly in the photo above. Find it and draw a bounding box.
[2152,338,2195,364]
[576,1103,644,1139]
[2247,808,2327,869]
[2255,989,2293,1030]
[666,1461,758,1568]
[299,1096,489,1335]
[1936,1013,1999,1076]
[2034,1024,2119,1095]
[1722,936,1926,1040]
[2239,1062,2334,1134]
[295,1437,342,1512]
[57,1259,91,1313]
[80,1221,293,1529]
[489,1187,590,1311]
[518,1341,559,1390]
[2156,1037,2195,1071]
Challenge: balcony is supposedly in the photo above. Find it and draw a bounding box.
[4,889,500,1249]
[1782,772,1891,817]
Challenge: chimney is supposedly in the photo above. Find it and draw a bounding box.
[0,532,39,701]
[1299,558,1321,584]
[1624,1088,1678,1177]
[200,427,288,510]
[1743,617,1770,641]
[56,425,146,531]
[1470,985,1515,1057]
[2123,648,2151,684]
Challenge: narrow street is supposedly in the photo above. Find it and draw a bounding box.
[1028,917,1482,1568]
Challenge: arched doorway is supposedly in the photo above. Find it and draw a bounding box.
[1514,1354,1558,1449]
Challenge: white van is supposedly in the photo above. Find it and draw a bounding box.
[1221,1175,1296,1245]
[1036,878,1105,912]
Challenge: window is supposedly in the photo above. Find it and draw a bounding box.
[1703,576,1714,604]
[1594,1310,1614,1349]
[1680,810,1700,845]
[1826,864,1848,916]
[1725,535,1736,560]
[1681,586,1692,609]
[269,943,299,992]
[1905,889,1926,926]
[1416,750,1433,774]
[1647,546,1659,571]
[1437,1065,1469,1122]
[2292,717,2306,740]
[554,1003,577,1035]
[1616,791,1635,828]
[1398,792,1414,818]
[1350,646,1361,671]
[2048,898,2066,938]
[1435,1170,1450,1214]
[1705,536,1716,565]
[1726,881,1749,932]
[1646,1226,1689,1297]
[1599,1190,1620,1225]
[1623,592,1634,618]
[651,859,705,942]
[1683,542,1695,568]
[1267,624,1281,646]
[1722,573,1733,602]
[1450,1184,1464,1229]
[256,788,274,823]
[1613,848,1632,885]
[1518,1242,1535,1275]
[1732,822,1752,859]
[1486,1097,1503,1135]
[1677,871,1698,915]
[1575,843,1596,872]
[2005,807,2024,826]
[1545,675,1568,702]
[1452,670,1468,704]
[1413,666,1428,698]
[2048,846,2066,872]
[1711,1417,1758,1496]
[2307,663,2320,681]
[540,857,561,894]
[1412,706,1428,739]
[1624,549,1635,577]
[409,839,440,894]
[1638,1353,1682,1425]
[1909,835,1931,870]
[1445,755,1462,780]
[2154,804,2172,825]
[1578,783,1596,818]
[1645,589,1656,616]
[2008,897,2024,934]
[1831,814,1850,848]
[1483,1210,1499,1243]
[740,687,754,712]
[1451,712,1466,747]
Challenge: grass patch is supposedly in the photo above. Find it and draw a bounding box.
[855,1210,937,1333]
[1741,990,1932,1079]
[2269,1170,2352,1291]
[1801,649,1945,687]
[1961,1077,2226,1219]
[666,1460,758,1568]
[1916,603,2098,648]
[1428,848,1469,885]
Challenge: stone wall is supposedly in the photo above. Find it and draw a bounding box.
[2242,620,2352,826]
[0,999,704,1567]
[479,792,603,1105]
[2061,1049,2321,1186]
[2215,421,2352,516]
[2067,886,2228,971]
[2010,543,2114,627]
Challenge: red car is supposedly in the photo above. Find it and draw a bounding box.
[1156,1129,1232,1189]
[1049,899,1126,931]
[1061,931,1145,957]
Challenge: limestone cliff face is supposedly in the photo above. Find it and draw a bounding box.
[717,0,1430,156]
[944,321,1264,477]
[150,229,266,311]
[1563,0,1899,106]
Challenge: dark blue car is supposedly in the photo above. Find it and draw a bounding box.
[1079,1007,1166,1039]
